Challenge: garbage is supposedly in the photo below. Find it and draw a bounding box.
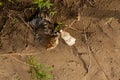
[30,18,50,30]
[29,17,61,36]
[29,11,76,50]
[61,30,76,46]
[46,35,60,50]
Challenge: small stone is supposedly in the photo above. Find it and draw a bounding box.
[72,69,75,72]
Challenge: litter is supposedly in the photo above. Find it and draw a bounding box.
[61,30,76,46]
[46,35,60,50]
[30,18,50,30]
[29,11,76,50]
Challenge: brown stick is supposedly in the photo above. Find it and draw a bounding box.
[83,21,109,80]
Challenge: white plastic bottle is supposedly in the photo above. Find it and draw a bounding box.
[61,30,76,46]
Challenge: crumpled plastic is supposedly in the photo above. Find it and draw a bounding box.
[29,13,76,50]
[29,18,50,30]
[61,30,76,46]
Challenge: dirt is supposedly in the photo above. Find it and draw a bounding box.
[0,0,120,80]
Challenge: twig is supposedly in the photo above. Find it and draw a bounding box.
[86,45,109,80]
[64,20,78,31]
[17,14,33,32]
[0,53,41,67]
[0,52,41,57]
[86,0,95,6]
[0,52,41,66]
[83,22,109,80]
[10,55,40,68]
[83,23,92,74]
[64,11,82,31]
[10,55,29,66]
[72,46,89,74]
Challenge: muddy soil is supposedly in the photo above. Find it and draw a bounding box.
[0,0,120,80]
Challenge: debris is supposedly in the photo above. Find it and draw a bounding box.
[29,18,50,30]
[61,30,76,46]
[46,35,60,50]
[29,11,76,50]
[105,17,113,25]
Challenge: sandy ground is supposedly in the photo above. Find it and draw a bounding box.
[0,0,120,80]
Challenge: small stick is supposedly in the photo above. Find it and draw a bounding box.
[0,52,41,57]
[10,55,39,67]
[17,14,33,32]
[10,55,29,66]
[64,20,77,31]
[86,0,95,6]
[83,22,109,80]
[83,22,92,74]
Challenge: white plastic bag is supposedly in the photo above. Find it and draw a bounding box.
[61,30,76,46]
